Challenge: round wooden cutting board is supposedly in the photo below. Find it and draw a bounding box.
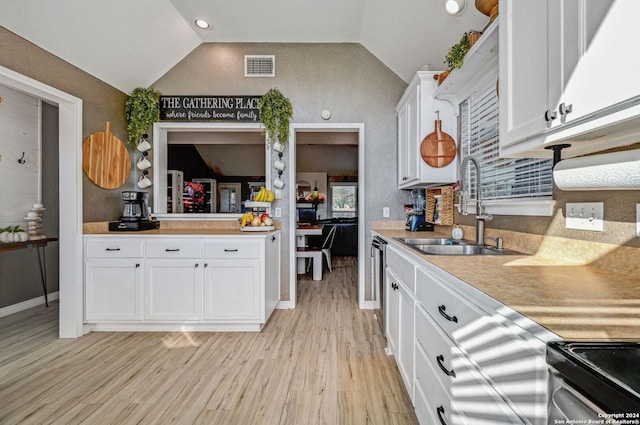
[82,121,131,189]
[420,120,457,168]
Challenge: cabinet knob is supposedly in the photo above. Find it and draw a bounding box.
[544,109,557,123]
[136,263,140,268]
[559,102,573,116]
[204,263,208,268]
[195,263,199,268]
[271,235,276,242]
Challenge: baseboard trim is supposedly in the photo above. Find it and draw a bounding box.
[276,300,293,309]
[0,292,59,318]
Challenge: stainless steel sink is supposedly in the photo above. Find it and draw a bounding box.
[414,244,521,255]
[394,237,463,246]
[394,237,525,255]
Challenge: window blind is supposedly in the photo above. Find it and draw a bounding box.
[460,82,553,201]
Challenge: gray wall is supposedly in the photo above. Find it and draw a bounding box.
[0,26,128,308]
[152,42,408,301]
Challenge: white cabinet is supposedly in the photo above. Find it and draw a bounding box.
[204,259,260,321]
[85,259,142,321]
[385,245,416,401]
[145,260,203,321]
[85,239,144,321]
[396,71,457,189]
[83,232,280,331]
[499,0,640,158]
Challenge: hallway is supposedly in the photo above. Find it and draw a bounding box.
[0,257,417,425]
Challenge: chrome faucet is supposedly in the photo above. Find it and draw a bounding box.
[459,156,492,246]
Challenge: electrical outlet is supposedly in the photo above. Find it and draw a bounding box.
[383,207,390,218]
[274,207,282,218]
[565,202,604,232]
[636,204,640,237]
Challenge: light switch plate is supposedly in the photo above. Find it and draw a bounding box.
[566,202,604,232]
[383,207,390,218]
[636,204,640,237]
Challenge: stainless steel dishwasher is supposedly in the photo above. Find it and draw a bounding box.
[371,235,387,335]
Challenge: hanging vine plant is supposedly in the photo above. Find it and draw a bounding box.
[258,88,293,147]
[125,87,162,147]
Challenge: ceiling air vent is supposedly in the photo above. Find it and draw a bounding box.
[244,55,275,77]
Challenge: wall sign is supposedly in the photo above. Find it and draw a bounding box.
[159,95,261,122]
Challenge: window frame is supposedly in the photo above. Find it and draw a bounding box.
[457,73,556,217]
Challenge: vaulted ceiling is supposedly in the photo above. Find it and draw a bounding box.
[0,0,489,93]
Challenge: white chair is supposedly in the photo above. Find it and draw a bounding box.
[296,225,337,280]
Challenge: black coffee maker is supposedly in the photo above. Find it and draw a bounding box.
[109,191,160,231]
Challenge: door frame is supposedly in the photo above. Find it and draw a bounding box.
[288,123,365,308]
[0,65,84,338]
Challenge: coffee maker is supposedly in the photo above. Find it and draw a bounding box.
[405,188,434,232]
[109,191,160,231]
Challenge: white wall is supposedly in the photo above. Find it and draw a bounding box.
[0,85,40,230]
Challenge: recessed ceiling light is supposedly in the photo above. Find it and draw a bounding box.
[444,0,465,15]
[194,18,211,30]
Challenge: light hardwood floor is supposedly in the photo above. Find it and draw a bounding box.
[0,257,418,425]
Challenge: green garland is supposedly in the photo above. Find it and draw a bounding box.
[258,88,293,146]
[125,87,161,146]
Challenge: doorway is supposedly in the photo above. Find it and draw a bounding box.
[287,123,365,309]
[0,65,84,338]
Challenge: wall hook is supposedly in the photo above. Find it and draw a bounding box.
[18,152,25,164]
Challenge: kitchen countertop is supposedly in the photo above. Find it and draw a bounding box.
[374,229,640,340]
[83,221,280,236]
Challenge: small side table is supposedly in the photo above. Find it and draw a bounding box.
[0,237,58,307]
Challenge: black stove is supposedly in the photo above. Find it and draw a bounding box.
[547,341,640,413]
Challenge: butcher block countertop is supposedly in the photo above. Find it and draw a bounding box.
[374,228,640,340]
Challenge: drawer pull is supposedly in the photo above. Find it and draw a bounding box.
[224,249,239,252]
[105,248,121,251]
[165,248,180,252]
[438,305,458,323]
[436,406,448,425]
[436,354,456,378]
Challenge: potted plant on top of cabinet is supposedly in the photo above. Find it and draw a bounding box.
[258,88,293,147]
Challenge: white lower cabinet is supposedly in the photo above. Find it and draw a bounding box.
[204,259,260,321]
[85,259,142,321]
[144,259,203,321]
[84,233,280,331]
[381,239,548,425]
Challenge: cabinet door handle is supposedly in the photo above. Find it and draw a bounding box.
[204,263,208,268]
[437,406,448,425]
[195,263,199,268]
[544,109,557,123]
[136,263,140,268]
[559,102,573,116]
[271,235,276,242]
[436,354,456,378]
[165,248,180,252]
[105,248,121,251]
[438,305,458,323]
[224,248,239,252]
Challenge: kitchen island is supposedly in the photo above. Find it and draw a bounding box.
[83,221,281,332]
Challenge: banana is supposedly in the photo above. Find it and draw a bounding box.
[266,190,275,202]
[240,212,254,227]
[255,187,266,202]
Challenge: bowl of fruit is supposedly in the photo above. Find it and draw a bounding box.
[240,212,274,231]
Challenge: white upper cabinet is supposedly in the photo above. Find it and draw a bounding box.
[396,71,457,189]
[500,0,640,158]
